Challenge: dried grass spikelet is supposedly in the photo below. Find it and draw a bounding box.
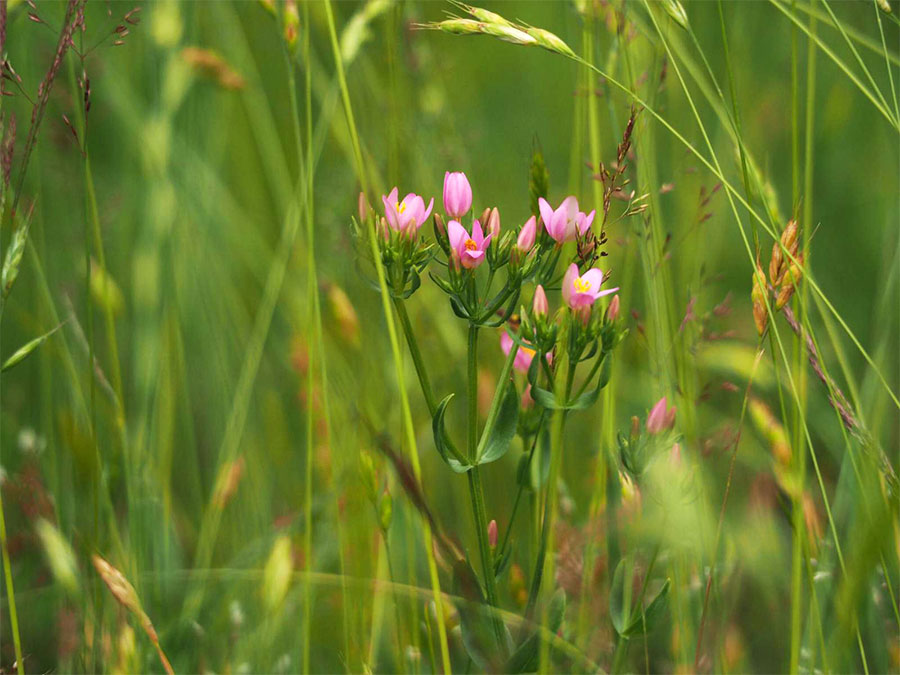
[751,258,768,336]
[768,219,799,285]
[92,554,174,675]
[181,46,245,90]
[775,253,804,310]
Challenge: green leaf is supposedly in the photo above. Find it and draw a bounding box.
[504,589,566,672]
[567,354,612,410]
[431,394,472,473]
[610,555,671,637]
[477,378,518,465]
[610,556,630,636]
[623,578,670,637]
[2,324,64,373]
[530,385,561,409]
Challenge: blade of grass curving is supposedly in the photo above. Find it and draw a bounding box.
[818,0,894,118]
[321,2,453,671]
[873,0,900,126]
[768,0,899,130]
[792,0,900,67]
[639,6,869,668]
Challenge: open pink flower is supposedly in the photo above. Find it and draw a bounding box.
[562,263,618,309]
[382,187,434,235]
[443,171,472,219]
[500,332,537,373]
[538,196,595,243]
[448,219,492,269]
[646,396,676,434]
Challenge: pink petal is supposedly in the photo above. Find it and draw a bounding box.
[581,268,605,290]
[562,263,578,307]
[500,332,513,355]
[538,198,554,234]
[421,197,434,226]
[448,219,467,253]
[471,219,484,245]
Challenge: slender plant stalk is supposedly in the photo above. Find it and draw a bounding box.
[321,3,453,671]
[537,355,574,673]
[0,308,23,674]
[465,325,504,647]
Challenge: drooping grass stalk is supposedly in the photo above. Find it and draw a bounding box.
[321,3,453,671]
[768,0,899,130]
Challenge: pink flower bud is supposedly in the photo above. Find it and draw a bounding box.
[487,207,501,240]
[358,191,370,224]
[517,215,536,252]
[670,442,682,467]
[532,285,548,318]
[646,396,676,434]
[606,295,620,321]
[488,519,498,548]
[443,171,472,219]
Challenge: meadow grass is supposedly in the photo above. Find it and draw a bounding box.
[0,1,897,673]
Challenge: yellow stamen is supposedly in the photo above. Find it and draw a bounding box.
[396,201,406,214]
[464,238,477,251]
[573,277,591,293]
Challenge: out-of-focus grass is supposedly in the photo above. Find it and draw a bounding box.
[0,0,897,673]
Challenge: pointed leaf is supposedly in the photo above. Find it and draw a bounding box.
[477,378,519,465]
[432,394,472,473]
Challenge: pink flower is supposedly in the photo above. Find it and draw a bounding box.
[646,396,676,434]
[517,215,536,252]
[382,187,434,236]
[500,332,537,373]
[538,196,595,243]
[448,219,492,269]
[443,171,472,219]
[532,284,548,317]
[562,263,618,309]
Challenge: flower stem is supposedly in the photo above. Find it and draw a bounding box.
[465,325,505,648]
[537,355,575,673]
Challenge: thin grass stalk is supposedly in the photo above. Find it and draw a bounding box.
[873,0,900,122]
[321,3,453,670]
[0,309,23,673]
[638,5,871,669]
[300,3,317,669]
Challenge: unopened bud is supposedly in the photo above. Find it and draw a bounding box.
[532,285,548,318]
[487,207,501,240]
[358,192,370,224]
[605,294,620,322]
[517,215,536,252]
[479,207,491,227]
[283,0,299,48]
[488,519,498,549]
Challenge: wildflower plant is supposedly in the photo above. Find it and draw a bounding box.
[350,151,628,668]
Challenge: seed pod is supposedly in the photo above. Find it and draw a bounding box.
[751,261,768,336]
[379,491,393,532]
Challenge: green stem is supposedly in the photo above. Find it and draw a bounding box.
[537,356,574,673]
[466,324,505,648]
[0,307,23,675]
